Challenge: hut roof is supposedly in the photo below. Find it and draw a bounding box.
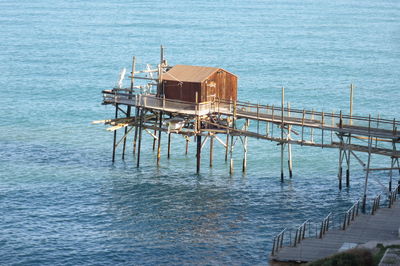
[162,65,235,83]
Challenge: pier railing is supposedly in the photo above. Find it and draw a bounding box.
[270,200,361,256]
[389,184,400,208]
[270,188,400,256]
[217,98,400,134]
[271,229,286,256]
[371,193,382,215]
[342,200,360,230]
[319,212,332,238]
[103,91,400,137]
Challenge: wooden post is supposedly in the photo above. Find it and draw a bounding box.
[210,134,214,167]
[281,87,285,182]
[243,119,249,173]
[225,129,229,161]
[346,134,351,187]
[152,114,158,151]
[349,83,354,125]
[136,108,143,168]
[185,137,189,155]
[229,135,234,175]
[196,134,201,174]
[230,101,237,174]
[338,111,343,190]
[157,111,163,165]
[112,104,119,163]
[321,112,325,147]
[287,102,293,178]
[389,157,394,192]
[271,105,275,137]
[338,147,343,190]
[375,114,380,148]
[362,114,372,213]
[133,106,139,156]
[167,132,171,159]
[311,109,315,143]
[122,57,136,160]
[256,103,260,136]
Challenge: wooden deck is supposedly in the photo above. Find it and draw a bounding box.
[270,201,400,263]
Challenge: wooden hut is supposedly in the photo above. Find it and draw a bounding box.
[161,65,237,103]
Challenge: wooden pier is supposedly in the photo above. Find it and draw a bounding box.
[94,47,400,259]
[94,47,400,208]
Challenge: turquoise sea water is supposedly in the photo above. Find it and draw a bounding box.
[1,0,400,265]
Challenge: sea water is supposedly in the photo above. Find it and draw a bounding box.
[1,0,399,264]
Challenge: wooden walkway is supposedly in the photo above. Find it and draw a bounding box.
[270,201,400,263]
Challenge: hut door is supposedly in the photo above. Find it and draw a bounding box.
[207,81,216,102]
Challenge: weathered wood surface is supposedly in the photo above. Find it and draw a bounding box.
[103,92,400,141]
[271,201,400,263]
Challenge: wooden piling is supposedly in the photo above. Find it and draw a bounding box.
[112,104,119,163]
[157,111,163,165]
[225,130,229,161]
[229,137,234,175]
[122,56,136,160]
[311,109,315,143]
[185,138,189,155]
[321,112,325,147]
[167,133,171,159]
[196,134,201,174]
[152,114,158,151]
[346,134,351,187]
[133,106,139,156]
[287,102,293,178]
[243,119,249,173]
[136,108,144,168]
[362,115,372,213]
[210,134,214,167]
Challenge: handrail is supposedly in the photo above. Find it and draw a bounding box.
[103,91,400,128]
[217,98,400,126]
[271,229,286,256]
[293,219,309,247]
[389,184,400,208]
[319,212,332,238]
[371,193,382,215]
[342,200,360,230]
